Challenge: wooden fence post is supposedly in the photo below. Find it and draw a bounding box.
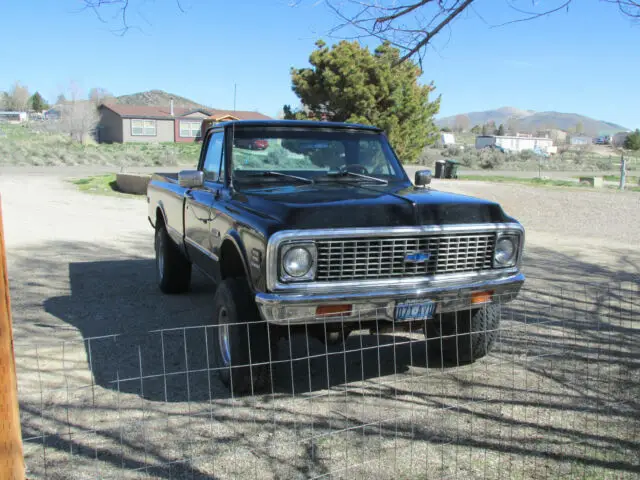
[619,154,626,191]
[0,194,25,480]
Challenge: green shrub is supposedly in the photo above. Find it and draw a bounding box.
[478,150,504,169]
[459,151,477,167]
[442,145,463,157]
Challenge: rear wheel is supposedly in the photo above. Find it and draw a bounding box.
[213,278,272,395]
[155,224,191,294]
[426,305,500,365]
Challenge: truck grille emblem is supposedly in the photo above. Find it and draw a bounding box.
[404,252,431,264]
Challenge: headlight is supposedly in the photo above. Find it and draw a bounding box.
[281,243,317,281]
[494,235,518,267]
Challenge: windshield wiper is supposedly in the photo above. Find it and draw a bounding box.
[325,170,389,185]
[242,171,314,184]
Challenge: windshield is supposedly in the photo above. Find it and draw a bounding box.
[230,127,406,187]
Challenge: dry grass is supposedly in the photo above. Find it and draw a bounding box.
[0,123,200,167]
[418,144,638,172]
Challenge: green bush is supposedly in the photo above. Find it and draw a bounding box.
[459,151,477,167]
[442,145,463,157]
[477,150,505,169]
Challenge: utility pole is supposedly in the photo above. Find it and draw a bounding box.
[233,84,237,113]
[619,153,626,191]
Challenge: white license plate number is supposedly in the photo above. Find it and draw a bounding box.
[395,300,435,322]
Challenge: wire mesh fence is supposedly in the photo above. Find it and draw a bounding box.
[15,283,639,479]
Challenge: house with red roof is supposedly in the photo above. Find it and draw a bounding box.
[97,103,271,143]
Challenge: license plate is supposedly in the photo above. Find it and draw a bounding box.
[395,299,435,322]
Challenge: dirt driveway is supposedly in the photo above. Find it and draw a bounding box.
[1,174,638,479]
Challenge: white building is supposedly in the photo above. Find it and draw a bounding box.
[569,135,593,146]
[612,132,630,148]
[475,135,555,154]
[0,111,28,123]
[436,132,456,147]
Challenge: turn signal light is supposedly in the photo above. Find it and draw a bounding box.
[316,305,352,317]
[471,291,493,305]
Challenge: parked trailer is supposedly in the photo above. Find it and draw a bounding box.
[476,135,555,154]
[0,111,28,124]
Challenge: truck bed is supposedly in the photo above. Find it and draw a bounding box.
[147,172,187,245]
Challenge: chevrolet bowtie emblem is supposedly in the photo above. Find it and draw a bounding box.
[404,252,431,264]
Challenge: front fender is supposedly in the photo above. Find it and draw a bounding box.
[221,230,256,291]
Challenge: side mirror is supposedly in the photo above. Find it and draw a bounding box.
[178,170,204,188]
[415,170,432,188]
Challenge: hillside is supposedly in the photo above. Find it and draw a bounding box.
[115,89,207,110]
[437,107,628,136]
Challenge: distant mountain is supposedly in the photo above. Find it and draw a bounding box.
[115,90,207,110]
[437,106,628,136]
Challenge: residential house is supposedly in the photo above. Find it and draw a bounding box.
[199,110,272,137]
[475,135,556,154]
[612,131,630,148]
[97,104,271,143]
[536,128,568,144]
[569,135,592,146]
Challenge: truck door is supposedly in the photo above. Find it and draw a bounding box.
[184,130,224,281]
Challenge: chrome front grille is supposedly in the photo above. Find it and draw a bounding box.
[315,233,496,281]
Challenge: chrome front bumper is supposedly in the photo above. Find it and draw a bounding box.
[255,272,525,325]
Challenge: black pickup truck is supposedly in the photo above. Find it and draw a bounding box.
[147,120,525,394]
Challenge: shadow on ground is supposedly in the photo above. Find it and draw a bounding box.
[36,241,639,404]
[7,237,637,478]
[43,257,461,402]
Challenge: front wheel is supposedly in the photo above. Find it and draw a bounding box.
[426,305,500,365]
[155,224,191,294]
[213,278,272,395]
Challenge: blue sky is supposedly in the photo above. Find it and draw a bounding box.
[1,0,638,129]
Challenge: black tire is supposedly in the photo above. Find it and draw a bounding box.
[213,278,272,395]
[155,224,191,294]
[426,305,500,365]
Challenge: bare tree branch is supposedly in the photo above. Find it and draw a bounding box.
[320,0,640,63]
[397,0,475,63]
[81,0,186,34]
[81,0,639,60]
[376,0,436,23]
[497,0,573,27]
[604,0,640,18]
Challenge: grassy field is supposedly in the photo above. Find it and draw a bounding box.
[0,123,200,167]
[418,143,639,172]
[71,174,127,196]
[458,174,640,192]
[3,122,638,174]
[602,174,639,183]
[70,174,146,198]
[460,175,586,187]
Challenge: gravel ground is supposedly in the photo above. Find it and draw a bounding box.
[1,174,638,479]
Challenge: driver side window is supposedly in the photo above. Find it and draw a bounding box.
[203,132,224,182]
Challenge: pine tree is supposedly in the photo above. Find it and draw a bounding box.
[624,129,640,151]
[286,40,441,162]
[30,92,48,112]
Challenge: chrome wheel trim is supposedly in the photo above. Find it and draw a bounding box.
[218,307,231,367]
[156,231,165,281]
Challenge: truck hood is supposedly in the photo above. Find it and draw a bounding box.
[231,182,510,230]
